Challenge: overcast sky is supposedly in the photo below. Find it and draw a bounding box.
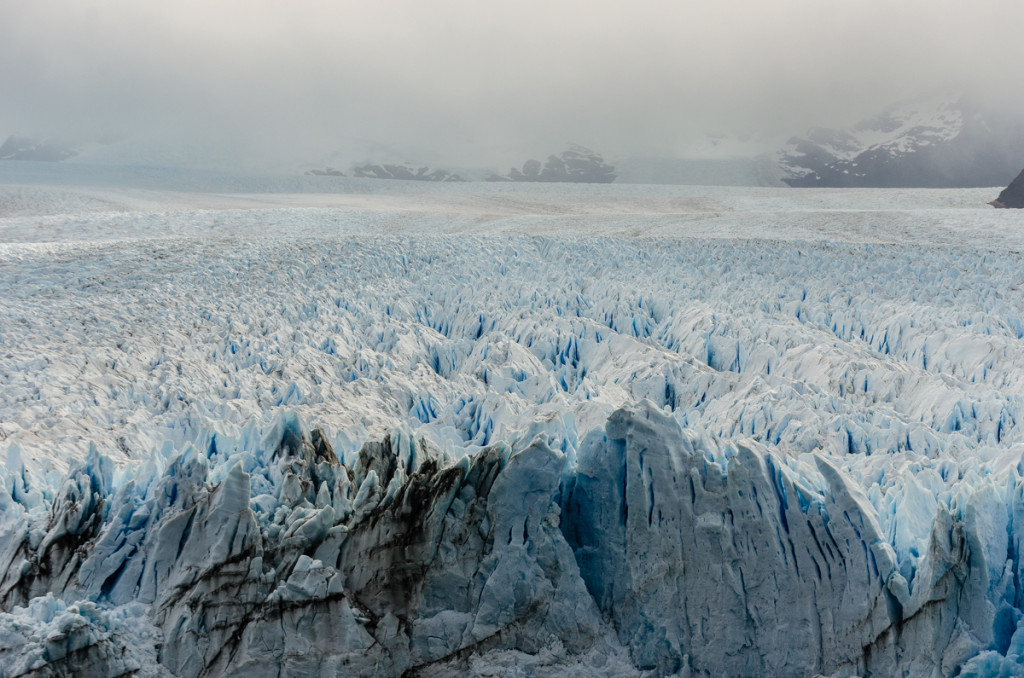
[3,0,1022,166]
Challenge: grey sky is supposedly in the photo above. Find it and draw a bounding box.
[2,0,1022,166]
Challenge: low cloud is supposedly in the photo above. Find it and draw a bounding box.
[2,0,1022,166]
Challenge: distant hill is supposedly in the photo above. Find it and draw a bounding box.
[306,167,346,177]
[351,163,463,182]
[0,136,80,162]
[489,144,616,183]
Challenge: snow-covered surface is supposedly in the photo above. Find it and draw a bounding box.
[0,174,1020,247]
[2,168,1024,676]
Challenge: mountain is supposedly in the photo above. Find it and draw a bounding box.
[305,164,465,181]
[0,136,81,162]
[490,144,616,183]
[351,163,464,182]
[992,167,1024,208]
[305,167,346,177]
[779,94,1024,187]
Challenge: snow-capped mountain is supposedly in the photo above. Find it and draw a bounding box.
[0,136,82,162]
[779,94,1024,187]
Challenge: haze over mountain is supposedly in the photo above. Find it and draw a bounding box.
[778,93,1024,188]
[3,1,1024,172]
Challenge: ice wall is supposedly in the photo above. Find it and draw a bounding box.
[4,404,1024,676]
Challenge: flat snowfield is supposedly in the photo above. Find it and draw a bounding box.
[1,172,1022,246]
[1,170,1023,677]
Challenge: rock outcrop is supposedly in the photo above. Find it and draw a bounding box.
[352,163,463,182]
[490,144,616,183]
[991,167,1024,208]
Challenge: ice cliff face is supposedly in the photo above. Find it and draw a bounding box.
[0,415,603,677]
[565,405,1024,677]
[4,402,1024,677]
[564,406,897,676]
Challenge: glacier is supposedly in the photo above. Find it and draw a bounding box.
[1,177,1024,676]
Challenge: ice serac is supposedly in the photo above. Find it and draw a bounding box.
[561,401,1024,676]
[3,403,1024,676]
[0,445,112,609]
[0,414,605,677]
[0,596,158,678]
[563,401,897,675]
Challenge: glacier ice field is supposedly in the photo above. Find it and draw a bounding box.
[1,173,1024,676]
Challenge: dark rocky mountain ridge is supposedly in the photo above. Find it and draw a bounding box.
[352,163,464,182]
[305,163,464,181]
[991,167,1024,208]
[490,144,616,183]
